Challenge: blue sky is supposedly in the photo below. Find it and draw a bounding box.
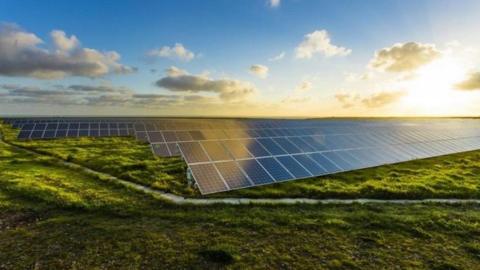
[1,0,480,116]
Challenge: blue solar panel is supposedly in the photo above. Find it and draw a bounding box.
[237,159,274,185]
[272,138,301,154]
[257,138,287,155]
[288,137,316,153]
[322,151,353,171]
[56,130,67,137]
[257,157,293,182]
[6,117,480,195]
[30,130,44,139]
[43,130,56,139]
[292,154,327,175]
[89,129,99,137]
[276,155,312,178]
[67,129,78,137]
[308,153,342,173]
[17,130,32,139]
[241,139,271,157]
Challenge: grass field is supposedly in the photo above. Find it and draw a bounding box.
[2,123,480,200]
[1,133,480,269]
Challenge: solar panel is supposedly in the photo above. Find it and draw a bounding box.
[214,161,252,189]
[276,155,312,178]
[273,137,301,154]
[4,117,480,195]
[200,141,231,161]
[257,138,287,155]
[152,143,170,157]
[237,159,275,185]
[222,140,253,159]
[178,142,210,163]
[190,163,228,194]
[257,157,293,182]
[292,154,327,175]
[241,139,271,157]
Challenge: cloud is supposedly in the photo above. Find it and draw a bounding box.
[147,43,195,61]
[268,0,280,8]
[249,64,269,78]
[50,30,79,52]
[369,42,441,72]
[269,51,285,62]
[0,23,134,79]
[335,92,358,109]
[455,72,480,91]
[345,72,372,82]
[67,84,132,94]
[361,91,406,108]
[165,66,187,77]
[295,30,351,59]
[282,96,310,104]
[295,80,312,92]
[0,83,213,108]
[155,69,256,102]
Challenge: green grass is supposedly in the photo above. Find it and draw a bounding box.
[2,123,480,200]
[2,123,480,268]
[0,123,197,196]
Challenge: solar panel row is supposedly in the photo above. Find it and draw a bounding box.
[186,136,480,194]
[145,127,480,157]
[17,122,135,139]
[4,117,480,195]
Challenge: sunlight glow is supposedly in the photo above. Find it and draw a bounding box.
[400,56,472,115]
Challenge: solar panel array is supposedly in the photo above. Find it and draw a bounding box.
[3,117,480,195]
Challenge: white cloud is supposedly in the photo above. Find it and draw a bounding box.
[295,30,351,59]
[0,23,134,79]
[268,0,280,8]
[345,72,372,82]
[50,30,79,52]
[147,43,195,61]
[165,66,187,77]
[335,90,406,109]
[269,51,285,62]
[249,64,269,79]
[295,80,312,92]
[156,69,257,102]
[361,91,406,108]
[455,72,480,91]
[369,42,441,72]
[335,92,359,109]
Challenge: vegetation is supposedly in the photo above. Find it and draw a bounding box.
[2,123,480,200]
[1,122,480,268]
[0,123,196,196]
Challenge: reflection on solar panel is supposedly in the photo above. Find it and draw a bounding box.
[3,117,480,195]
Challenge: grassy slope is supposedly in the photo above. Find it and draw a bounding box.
[1,140,480,269]
[2,123,480,200]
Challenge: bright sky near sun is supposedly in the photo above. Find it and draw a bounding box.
[1,0,480,117]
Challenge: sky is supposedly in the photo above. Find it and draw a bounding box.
[1,0,480,117]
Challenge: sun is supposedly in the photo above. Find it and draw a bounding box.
[400,55,472,115]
